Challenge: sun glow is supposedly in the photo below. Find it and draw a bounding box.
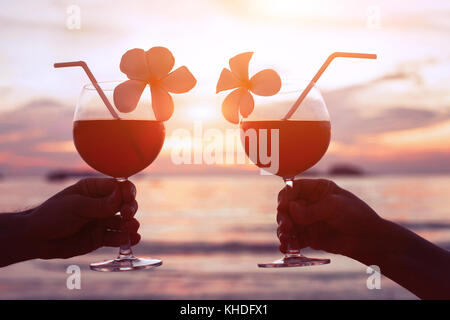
[243,0,341,20]
[186,105,217,121]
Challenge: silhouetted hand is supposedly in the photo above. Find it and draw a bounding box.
[21,178,140,260]
[277,178,450,300]
[277,179,384,260]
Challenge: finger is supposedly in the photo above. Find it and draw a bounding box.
[130,232,141,246]
[277,230,291,245]
[118,180,137,203]
[277,187,290,211]
[103,231,134,247]
[73,178,118,198]
[285,179,338,203]
[123,219,140,234]
[120,200,138,220]
[101,215,123,230]
[278,230,304,253]
[97,215,140,232]
[277,210,301,254]
[276,210,293,236]
[279,242,288,253]
[288,199,333,226]
[99,228,141,247]
[102,231,141,247]
[75,186,122,219]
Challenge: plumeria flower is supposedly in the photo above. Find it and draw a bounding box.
[216,52,281,124]
[113,47,197,121]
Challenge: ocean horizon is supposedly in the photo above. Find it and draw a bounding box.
[0,174,448,299]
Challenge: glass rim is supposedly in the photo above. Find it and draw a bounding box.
[83,80,125,91]
[83,79,318,93]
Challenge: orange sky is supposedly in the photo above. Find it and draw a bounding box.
[0,0,449,175]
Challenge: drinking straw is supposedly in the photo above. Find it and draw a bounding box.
[282,52,377,120]
[54,61,120,119]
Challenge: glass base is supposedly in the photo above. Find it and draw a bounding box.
[258,254,330,268]
[90,255,162,272]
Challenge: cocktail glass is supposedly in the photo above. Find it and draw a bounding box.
[240,80,331,267]
[73,81,165,271]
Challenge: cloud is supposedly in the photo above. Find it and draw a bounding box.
[1,63,450,176]
[322,62,450,145]
[0,99,76,174]
[326,104,448,144]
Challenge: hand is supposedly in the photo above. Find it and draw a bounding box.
[277,179,386,261]
[21,178,141,260]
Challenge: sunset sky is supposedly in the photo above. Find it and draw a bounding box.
[0,0,449,175]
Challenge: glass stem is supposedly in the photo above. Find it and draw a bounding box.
[283,177,303,258]
[116,178,134,259]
